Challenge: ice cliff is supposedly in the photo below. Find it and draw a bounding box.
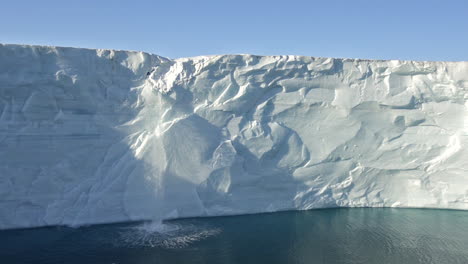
[0,44,467,229]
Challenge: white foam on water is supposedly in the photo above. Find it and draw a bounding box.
[117,221,221,249]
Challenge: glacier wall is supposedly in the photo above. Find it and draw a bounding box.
[0,44,467,229]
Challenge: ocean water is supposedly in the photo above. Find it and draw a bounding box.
[1,208,467,264]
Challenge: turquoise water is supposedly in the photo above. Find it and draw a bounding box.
[1,208,467,264]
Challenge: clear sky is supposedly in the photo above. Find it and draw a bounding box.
[1,0,467,61]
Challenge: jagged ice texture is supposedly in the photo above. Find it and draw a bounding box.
[0,44,467,229]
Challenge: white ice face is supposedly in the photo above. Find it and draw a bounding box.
[0,44,467,229]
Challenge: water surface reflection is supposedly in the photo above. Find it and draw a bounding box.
[1,208,467,264]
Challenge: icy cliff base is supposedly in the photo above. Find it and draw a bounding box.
[0,44,467,229]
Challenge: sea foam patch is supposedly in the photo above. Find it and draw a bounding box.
[118,221,221,248]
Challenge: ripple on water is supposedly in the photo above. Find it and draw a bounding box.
[117,221,221,249]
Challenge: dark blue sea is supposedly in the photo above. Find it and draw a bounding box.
[1,208,467,264]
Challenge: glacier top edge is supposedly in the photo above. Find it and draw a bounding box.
[2,42,467,64]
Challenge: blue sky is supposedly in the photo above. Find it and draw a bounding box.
[1,0,467,60]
